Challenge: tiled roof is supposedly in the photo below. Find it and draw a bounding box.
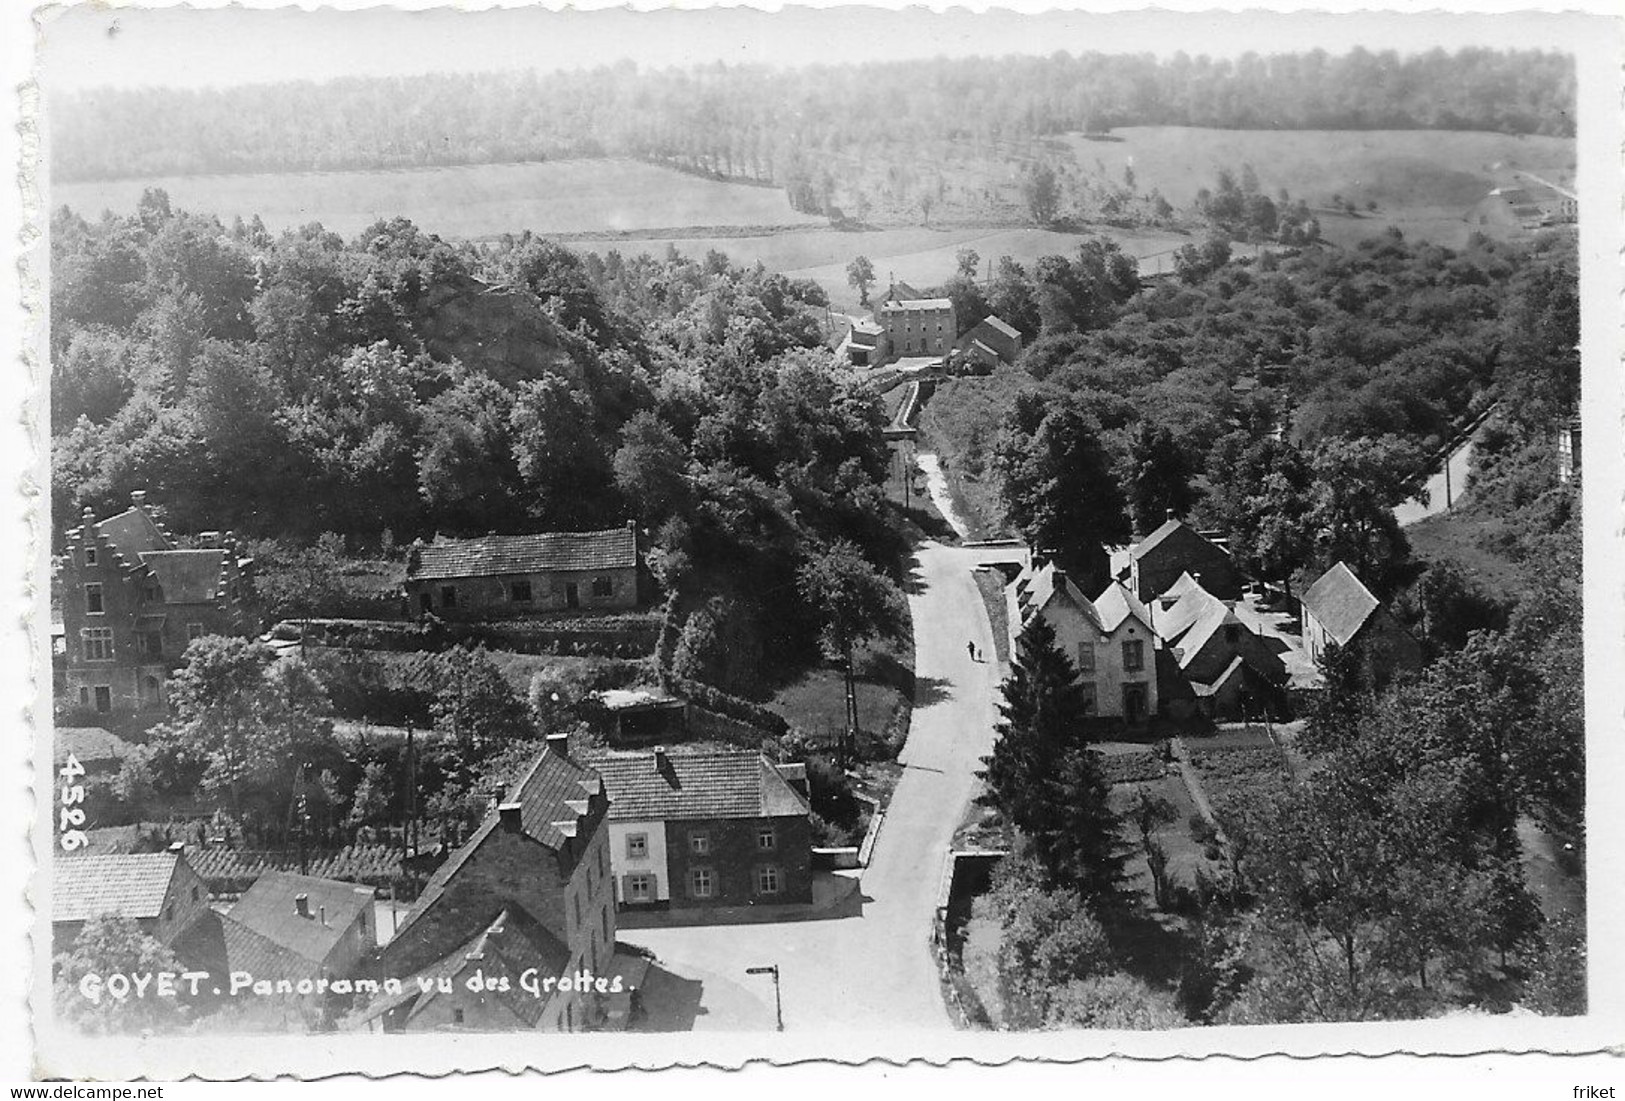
[408,527,636,581]
[54,726,134,767]
[220,911,321,982]
[583,748,810,822]
[884,297,954,311]
[1094,581,1154,634]
[980,315,1020,339]
[140,549,230,603]
[93,507,171,560]
[350,907,569,1029]
[1129,518,1187,561]
[1302,562,1380,647]
[225,871,374,966]
[390,747,602,944]
[54,853,180,923]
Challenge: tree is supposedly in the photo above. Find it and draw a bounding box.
[1022,164,1061,226]
[508,372,613,528]
[1122,421,1198,534]
[1129,788,1179,908]
[430,647,533,752]
[1305,435,1422,592]
[54,916,189,1035]
[979,617,1125,901]
[955,247,981,280]
[612,411,690,525]
[845,255,876,306]
[796,540,908,759]
[1045,973,1188,1030]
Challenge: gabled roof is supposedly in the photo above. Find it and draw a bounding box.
[1155,584,1228,644]
[140,549,231,604]
[390,747,602,944]
[884,297,954,311]
[878,281,923,304]
[350,907,570,1029]
[92,507,172,560]
[1158,571,1206,604]
[408,527,636,581]
[54,726,134,768]
[54,853,183,923]
[219,911,320,980]
[979,315,1020,339]
[1094,581,1154,634]
[1302,562,1380,647]
[224,871,374,966]
[1190,655,1249,698]
[1130,518,1226,562]
[1013,563,1102,633]
[584,749,810,822]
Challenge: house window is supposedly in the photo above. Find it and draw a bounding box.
[453,1008,465,1026]
[84,546,97,567]
[591,576,613,598]
[756,827,777,852]
[626,833,648,859]
[81,628,114,662]
[137,632,162,657]
[600,905,610,942]
[1076,643,1096,673]
[85,584,104,615]
[439,585,457,609]
[688,830,711,856]
[627,873,654,903]
[511,580,533,603]
[688,867,715,899]
[93,686,111,713]
[1080,682,1098,713]
[78,687,89,707]
[1122,640,1145,672]
[187,623,204,641]
[755,866,781,896]
[192,886,200,901]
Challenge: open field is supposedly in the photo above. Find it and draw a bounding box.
[52,158,826,239]
[1059,127,1575,250]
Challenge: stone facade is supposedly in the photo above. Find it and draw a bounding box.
[660,814,814,910]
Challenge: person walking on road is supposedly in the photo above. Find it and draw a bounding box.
[967,640,979,662]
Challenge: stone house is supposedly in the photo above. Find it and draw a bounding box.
[954,314,1023,368]
[841,319,888,367]
[53,849,212,950]
[60,492,254,717]
[1127,517,1241,604]
[1301,561,1424,684]
[584,747,813,913]
[875,282,956,358]
[1006,563,1161,723]
[361,734,616,1032]
[403,523,640,619]
[1152,573,1287,719]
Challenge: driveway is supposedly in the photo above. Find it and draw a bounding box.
[620,540,1011,1031]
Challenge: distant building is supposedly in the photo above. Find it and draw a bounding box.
[875,282,956,358]
[219,871,375,983]
[1558,412,1581,484]
[841,319,889,367]
[53,850,212,950]
[363,734,616,1032]
[403,523,640,618]
[955,314,1023,369]
[1127,517,1241,604]
[1152,573,1286,720]
[1301,562,1423,684]
[585,747,813,913]
[60,492,255,717]
[586,687,689,746]
[1006,562,1160,723]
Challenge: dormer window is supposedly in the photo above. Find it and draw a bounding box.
[84,546,97,567]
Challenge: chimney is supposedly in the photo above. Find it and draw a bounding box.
[1052,568,1068,591]
[1165,508,1177,523]
[319,905,327,927]
[167,841,184,854]
[498,802,524,831]
[546,731,571,758]
[131,490,148,508]
[654,745,669,771]
[295,893,310,919]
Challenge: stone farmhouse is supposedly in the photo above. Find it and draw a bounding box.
[60,492,255,717]
[875,282,956,358]
[1301,561,1424,685]
[403,523,640,618]
[361,734,617,1032]
[1126,516,1241,604]
[954,314,1023,369]
[583,746,813,915]
[1006,562,1161,723]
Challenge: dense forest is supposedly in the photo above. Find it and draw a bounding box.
[52,47,1574,185]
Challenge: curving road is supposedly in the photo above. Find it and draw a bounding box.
[619,540,1008,1031]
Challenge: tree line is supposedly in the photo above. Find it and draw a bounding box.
[52,47,1574,184]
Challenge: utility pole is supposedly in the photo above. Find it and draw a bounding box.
[745,965,784,1031]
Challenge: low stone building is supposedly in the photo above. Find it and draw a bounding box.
[53,849,212,950]
[1127,516,1241,604]
[1301,561,1423,686]
[955,314,1023,368]
[403,523,640,618]
[1152,573,1287,719]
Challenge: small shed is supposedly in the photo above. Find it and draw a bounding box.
[590,688,689,746]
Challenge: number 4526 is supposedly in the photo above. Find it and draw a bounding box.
[58,752,88,850]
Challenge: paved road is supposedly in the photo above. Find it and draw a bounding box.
[1395,421,1489,527]
[620,541,1009,1031]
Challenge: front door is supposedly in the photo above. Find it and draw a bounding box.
[1122,684,1147,725]
[564,582,580,609]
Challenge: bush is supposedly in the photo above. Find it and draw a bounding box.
[993,876,1115,1027]
[1044,973,1188,1030]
